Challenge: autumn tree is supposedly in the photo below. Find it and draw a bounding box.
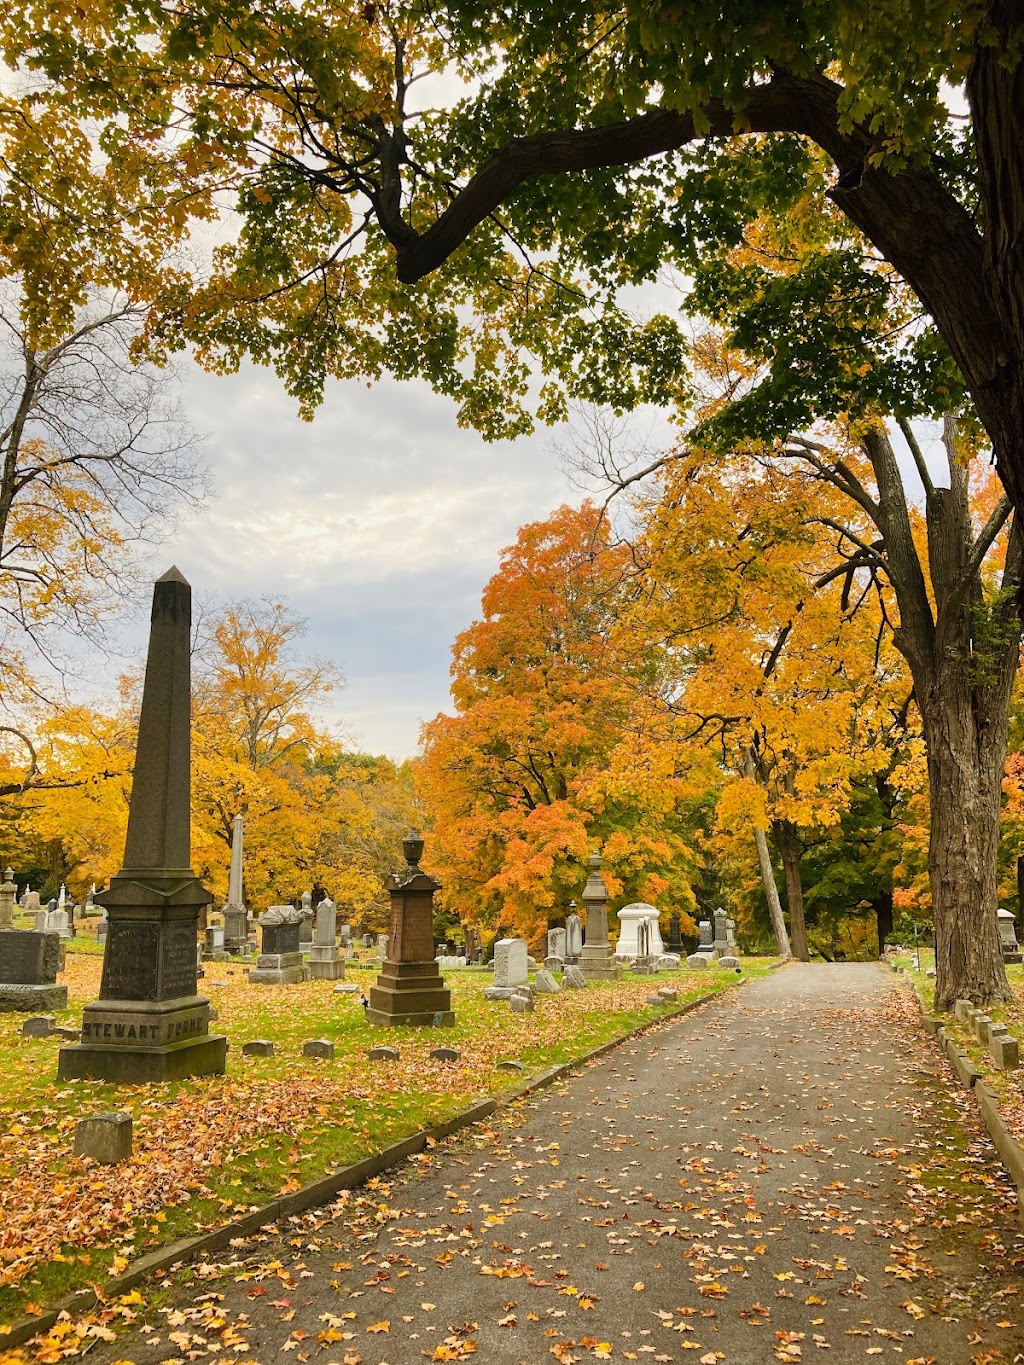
[418,502,699,944]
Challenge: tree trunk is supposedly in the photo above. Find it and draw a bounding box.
[873,890,894,958]
[753,824,791,959]
[773,818,810,962]
[924,692,1013,1011]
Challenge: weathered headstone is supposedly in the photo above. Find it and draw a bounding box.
[0,869,15,929]
[377,932,389,959]
[33,907,48,933]
[563,964,587,989]
[666,911,685,955]
[579,854,621,983]
[430,1046,461,1062]
[21,1015,55,1037]
[696,920,715,958]
[547,927,566,963]
[366,832,454,1026]
[713,907,730,958]
[242,1039,274,1057]
[368,1044,399,1061]
[0,931,67,1012]
[249,906,307,984]
[203,924,229,961]
[48,900,71,940]
[58,569,226,1084]
[616,903,665,960]
[494,938,529,988]
[302,1038,334,1059]
[308,897,344,980]
[718,954,741,970]
[998,908,1023,964]
[509,990,535,1013]
[686,952,710,969]
[534,967,561,993]
[74,1112,132,1164]
[223,814,248,953]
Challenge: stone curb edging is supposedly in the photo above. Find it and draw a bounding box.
[894,965,1024,1219]
[0,966,773,1350]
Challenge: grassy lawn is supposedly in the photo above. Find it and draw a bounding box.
[0,949,771,1327]
[894,948,1024,1154]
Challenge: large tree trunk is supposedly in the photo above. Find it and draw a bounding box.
[773,818,810,962]
[753,824,791,960]
[873,890,893,958]
[924,689,1012,1010]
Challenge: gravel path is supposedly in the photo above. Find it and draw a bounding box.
[87,963,1024,1365]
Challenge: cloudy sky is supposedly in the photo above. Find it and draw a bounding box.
[156,359,598,758]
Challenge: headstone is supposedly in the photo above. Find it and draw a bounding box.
[74,1112,132,1164]
[242,1039,274,1057]
[223,814,249,953]
[21,1015,55,1037]
[657,986,678,1001]
[366,832,454,1027]
[718,955,740,970]
[47,899,71,940]
[368,1045,400,1061]
[377,932,389,959]
[33,907,48,933]
[302,1038,334,1059]
[249,906,307,984]
[726,917,739,953]
[686,952,710,969]
[24,889,39,909]
[362,933,374,947]
[493,938,529,990]
[430,1046,461,1062]
[563,965,587,989]
[579,854,621,983]
[463,925,480,965]
[534,968,561,993]
[991,1034,1020,1070]
[696,921,715,958]
[0,869,15,929]
[203,924,229,961]
[565,905,583,965]
[616,903,665,960]
[509,991,534,1013]
[998,908,1023,963]
[339,922,351,944]
[498,1059,525,1072]
[0,931,68,1011]
[334,981,361,993]
[308,897,344,979]
[298,891,314,946]
[58,570,226,1084]
[657,954,681,970]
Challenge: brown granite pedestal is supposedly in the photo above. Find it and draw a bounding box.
[366,833,453,1027]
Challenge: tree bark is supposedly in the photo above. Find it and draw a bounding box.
[773,817,810,962]
[753,823,792,960]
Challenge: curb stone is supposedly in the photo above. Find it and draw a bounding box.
[900,969,1024,1221]
[0,965,776,1350]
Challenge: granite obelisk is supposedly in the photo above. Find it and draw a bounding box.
[58,568,227,1082]
[223,814,248,952]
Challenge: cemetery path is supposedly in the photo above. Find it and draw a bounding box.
[90,963,1024,1365]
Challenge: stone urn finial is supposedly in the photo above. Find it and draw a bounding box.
[403,830,425,869]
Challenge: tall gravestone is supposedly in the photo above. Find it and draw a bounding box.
[308,897,344,980]
[367,832,453,1026]
[579,854,621,983]
[565,906,583,965]
[223,814,248,953]
[0,869,15,930]
[58,569,226,1083]
[0,930,67,1011]
[249,906,307,983]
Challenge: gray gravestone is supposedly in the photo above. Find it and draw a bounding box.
[579,854,621,982]
[74,1112,132,1164]
[308,897,344,980]
[547,927,566,962]
[0,869,15,929]
[249,906,307,984]
[713,907,729,957]
[489,937,528,998]
[534,968,561,993]
[58,569,226,1084]
[0,931,68,1011]
[565,907,583,965]
[563,964,587,989]
[223,814,248,953]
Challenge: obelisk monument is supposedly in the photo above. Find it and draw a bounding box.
[223,813,248,952]
[366,832,453,1026]
[59,568,227,1082]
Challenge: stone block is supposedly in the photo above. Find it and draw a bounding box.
[717,955,741,969]
[657,987,678,1001]
[493,938,529,989]
[54,1026,80,1041]
[645,993,666,1006]
[484,985,517,1001]
[656,954,681,970]
[430,1047,461,1062]
[533,969,561,994]
[0,983,68,1012]
[20,1015,55,1037]
[991,1034,1020,1070]
[0,930,61,985]
[563,966,587,989]
[974,1014,993,1042]
[74,1111,132,1164]
[953,998,973,1023]
[368,1045,399,1061]
[334,982,361,993]
[509,992,535,1013]
[242,1040,274,1057]
[302,1038,334,1059]
[686,953,710,969]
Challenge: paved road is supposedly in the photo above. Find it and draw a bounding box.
[89,965,1024,1364]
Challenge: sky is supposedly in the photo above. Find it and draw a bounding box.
[156,359,596,758]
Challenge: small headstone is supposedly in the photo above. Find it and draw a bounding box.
[429,1047,461,1062]
[954,998,974,1023]
[308,897,344,980]
[656,953,681,970]
[498,1059,525,1073]
[509,992,534,1013]
[686,953,709,969]
[645,993,666,1006]
[21,1015,55,1037]
[242,1040,274,1057]
[657,987,678,1001]
[563,965,587,989]
[991,1034,1020,1070]
[74,1112,132,1164]
[302,1038,334,1059]
[493,938,529,989]
[547,927,566,961]
[368,1045,399,1062]
[334,981,361,993]
[717,955,740,970]
[33,908,48,933]
[564,909,583,965]
[533,968,561,994]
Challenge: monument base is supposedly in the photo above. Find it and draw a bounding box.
[248,950,308,985]
[368,960,453,1026]
[57,993,225,1082]
[58,1033,227,1083]
[580,946,622,983]
[307,946,344,980]
[0,983,68,1012]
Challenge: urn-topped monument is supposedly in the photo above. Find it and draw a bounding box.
[58,569,227,1083]
[366,832,454,1027]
